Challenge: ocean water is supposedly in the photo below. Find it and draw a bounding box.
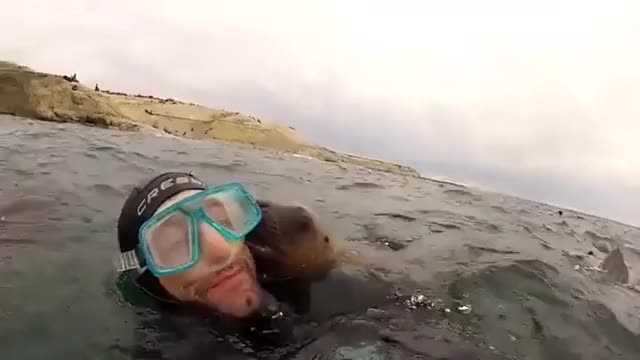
[1,115,640,360]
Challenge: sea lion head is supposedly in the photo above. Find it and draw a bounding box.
[246,200,336,283]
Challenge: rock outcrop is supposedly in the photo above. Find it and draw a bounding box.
[0,61,421,177]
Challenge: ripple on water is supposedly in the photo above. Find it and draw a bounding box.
[462,214,502,234]
[443,188,474,196]
[372,212,417,222]
[465,245,519,255]
[346,222,418,251]
[447,260,640,359]
[584,230,618,254]
[518,224,555,251]
[411,209,465,234]
[0,194,53,216]
[188,161,246,173]
[415,208,458,218]
[387,194,411,202]
[336,182,385,190]
[3,117,640,359]
[426,221,462,232]
[442,188,483,202]
[89,183,125,197]
[9,168,33,177]
[88,144,119,152]
[491,205,510,214]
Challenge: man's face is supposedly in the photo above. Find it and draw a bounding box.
[154,190,262,318]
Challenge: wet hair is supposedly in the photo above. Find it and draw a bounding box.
[117,171,206,302]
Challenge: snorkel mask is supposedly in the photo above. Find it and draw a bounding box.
[115,172,262,296]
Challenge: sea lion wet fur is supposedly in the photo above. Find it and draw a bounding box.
[245,200,336,283]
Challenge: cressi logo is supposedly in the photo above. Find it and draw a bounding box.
[136,176,203,216]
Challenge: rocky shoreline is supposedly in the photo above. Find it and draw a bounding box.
[0,61,421,177]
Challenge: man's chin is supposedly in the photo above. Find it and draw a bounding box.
[201,291,262,318]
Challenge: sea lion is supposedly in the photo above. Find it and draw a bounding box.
[246,200,336,283]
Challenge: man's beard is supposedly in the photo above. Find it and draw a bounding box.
[166,246,302,348]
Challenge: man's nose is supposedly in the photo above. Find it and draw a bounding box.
[198,221,235,263]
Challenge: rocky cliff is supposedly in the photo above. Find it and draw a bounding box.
[0,61,421,177]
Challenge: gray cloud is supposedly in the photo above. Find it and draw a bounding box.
[189,83,640,224]
[1,0,639,225]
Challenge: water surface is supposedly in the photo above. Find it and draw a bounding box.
[2,116,640,359]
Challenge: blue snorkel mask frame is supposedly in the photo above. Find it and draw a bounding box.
[115,182,262,278]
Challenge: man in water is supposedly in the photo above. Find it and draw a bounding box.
[113,172,497,359]
[115,171,272,318]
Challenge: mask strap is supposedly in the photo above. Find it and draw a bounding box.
[114,249,145,273]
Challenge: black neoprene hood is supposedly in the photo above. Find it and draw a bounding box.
[117,171,206,253]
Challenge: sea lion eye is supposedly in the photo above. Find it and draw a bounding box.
[324,236,330,243]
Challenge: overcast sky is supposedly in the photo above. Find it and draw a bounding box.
[2,0,639,225]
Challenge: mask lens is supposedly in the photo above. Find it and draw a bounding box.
[146,212,193,269]
[202,186,259,236]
